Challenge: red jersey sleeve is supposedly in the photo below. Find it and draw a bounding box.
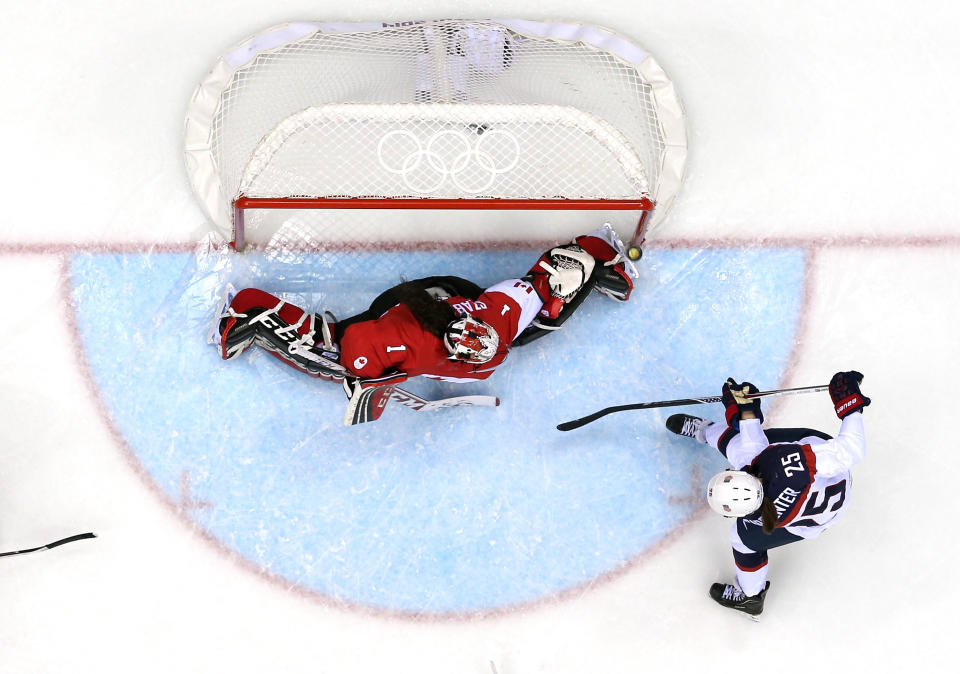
[446,279,542,345]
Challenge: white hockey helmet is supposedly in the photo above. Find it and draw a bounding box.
[706,470,764,518]
[443,315,500,364]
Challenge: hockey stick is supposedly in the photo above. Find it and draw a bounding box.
[345,384,501,425]
[343,384,396,425]
[0,532,97,558]
[556,384,829,432]
[391,387,500,412]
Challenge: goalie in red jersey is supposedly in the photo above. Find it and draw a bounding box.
[210,225,635,418]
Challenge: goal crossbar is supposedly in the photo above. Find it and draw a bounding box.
[232,197,654,249]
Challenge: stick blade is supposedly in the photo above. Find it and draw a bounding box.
[417,395,500,412]
[0,532,97,558]
[555,416,595,432]
[45,532,97,549]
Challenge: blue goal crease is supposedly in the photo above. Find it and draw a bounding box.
[68,246,805,613]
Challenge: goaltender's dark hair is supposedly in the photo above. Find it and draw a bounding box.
[393,281,457,339]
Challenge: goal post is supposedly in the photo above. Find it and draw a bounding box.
[184,19,686,251]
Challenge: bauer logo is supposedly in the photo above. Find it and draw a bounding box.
[68,246,807,615]
[837,397,859,413]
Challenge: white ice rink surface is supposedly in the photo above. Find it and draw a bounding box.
[1,1,959,673]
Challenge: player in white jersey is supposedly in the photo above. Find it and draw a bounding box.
[665,371,870,616]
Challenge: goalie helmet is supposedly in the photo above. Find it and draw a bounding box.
[443,315,500,364]
[707,470,764,518]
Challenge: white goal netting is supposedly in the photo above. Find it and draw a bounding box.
[184,19,686,250]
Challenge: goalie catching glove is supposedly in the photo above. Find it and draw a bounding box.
[525,244,596,319]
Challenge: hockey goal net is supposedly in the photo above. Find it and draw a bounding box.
[184,19,686,251]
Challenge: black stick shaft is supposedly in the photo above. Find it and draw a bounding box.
[556,385,828,432]
[0,532,96,558]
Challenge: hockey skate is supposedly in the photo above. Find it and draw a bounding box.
[709,581,770,619]
[665,414,711,442]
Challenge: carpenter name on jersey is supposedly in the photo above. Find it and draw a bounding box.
[748,444,819,526]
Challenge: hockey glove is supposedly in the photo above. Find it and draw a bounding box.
[829,371,871,419]
[721,378,764,429]
[524,244,596,319]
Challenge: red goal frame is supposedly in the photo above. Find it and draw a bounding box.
[232,196,655,251]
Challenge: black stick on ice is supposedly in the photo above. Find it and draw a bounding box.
[0,532,97,558]
[556,384,828,432]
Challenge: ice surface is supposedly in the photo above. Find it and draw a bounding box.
[1,2,958,673]
[68,245,803,614]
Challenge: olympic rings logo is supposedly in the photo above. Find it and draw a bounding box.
[376,128,520,194]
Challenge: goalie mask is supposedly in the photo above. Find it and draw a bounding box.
[443,315,500,364]
[707,470,764,518]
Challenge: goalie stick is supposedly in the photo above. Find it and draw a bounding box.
[343,383,396,425]
[391,387,500,412]
[344,384,500,425]
[556,384,829,432]
[0,532,97,558]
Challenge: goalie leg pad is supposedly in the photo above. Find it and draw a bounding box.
[573,223,636,262]
[574,224,636,302]
[213,287,263,361]
[217,288,345,381]
[593,263,633,302]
